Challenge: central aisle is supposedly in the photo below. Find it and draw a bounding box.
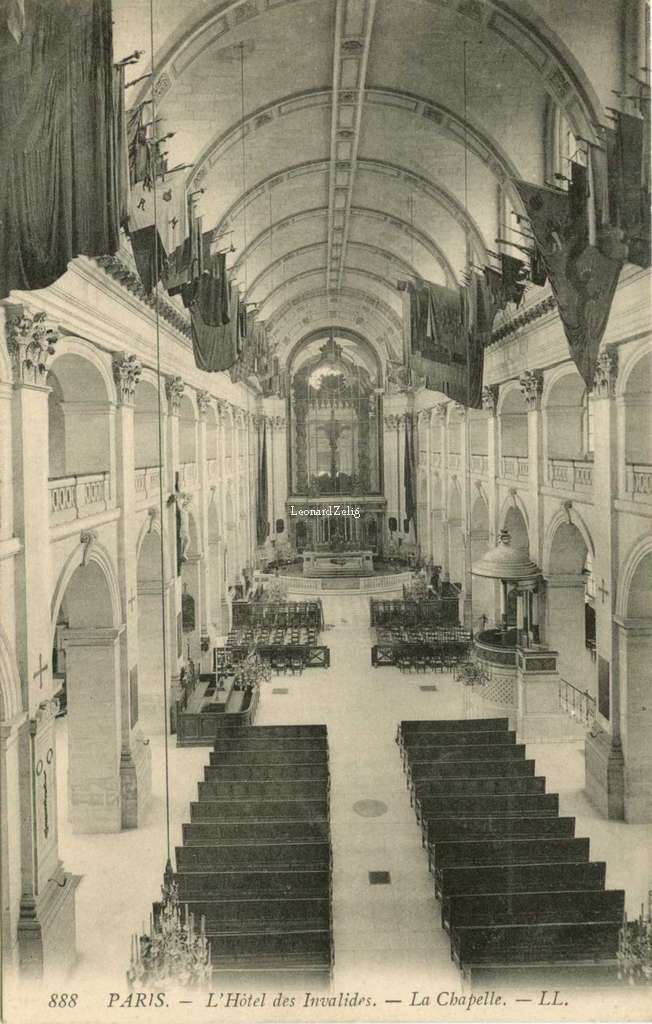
[255,594,462,992]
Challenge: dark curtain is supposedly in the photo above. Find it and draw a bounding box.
[256,419,269,546]
[403,414,417,539]
[0,0,120,300]
[188,282,240,373]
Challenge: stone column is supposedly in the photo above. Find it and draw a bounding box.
[432,404,449,572]
[616,616,652,822]
[61,626,125,833]
[196,391,211,668]
[112,354,151,828]
[420,410,433,558]
[584,349,624,819]
[382,414,400,550]
[164,376,185,729]
[16,702,79,979]
[482,385,502,625]
[1,712,26,972]
[545,574,592,687]
[271,416,288,539]
[519,369,545,561]
[458,404,473,629]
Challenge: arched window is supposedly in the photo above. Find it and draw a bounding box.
[545,101,585,185]
[581,389,595,457]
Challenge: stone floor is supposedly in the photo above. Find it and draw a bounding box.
[5,593,652,1023]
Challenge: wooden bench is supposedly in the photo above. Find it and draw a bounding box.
[408,759,535,784]
[204,763,330,783]
[403,730,517,750]
[397,718,509,747]
[207,928,332,962]
[416,792,559,830]
[182,820,330,846]
[425,815,576,853]
[451,920,621,973]
[176,841,332,872]
[413,776,546,808]
[208,748,330,766]
[174,868,331,901]
[190,799,329,822]
[439,861,607,929]
[433,837,590,897]
[197,779,328,802]
[447,888,625,933]
[215,725,328,738]
[214,736,329,752]
[169,896,332,933]
[406,744,527,769]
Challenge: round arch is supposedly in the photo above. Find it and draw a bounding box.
[542,507,595,578]
[50,541,122,652]
[0,624,21,722]
[616,533,652,621]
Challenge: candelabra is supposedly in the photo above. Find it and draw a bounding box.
[127,870,211,989]
[618,893,652,984]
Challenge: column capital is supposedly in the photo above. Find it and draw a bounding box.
[6,308,59,386]
[592,346,618,398]
[271,415,286,430]
[519,369,544,410]
[215,398,232,419]
[165,375,185,414]
[196,390,212,418]
[383,414,401,430]
[432,402,449,421]
[417,408,432,425]
[112,352,142,405]
[481,384,499,415]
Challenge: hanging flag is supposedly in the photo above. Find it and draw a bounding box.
[188,281,240,373]
[0,0,120,300]
[127,104,149,187]
[112,66,130,230]
[403,413,417,538]
[129,225,167,295]
[499,254,527,306]
[513,177,622,387]
[256,420,269,545]
[7,0,25,44]
[610,111,651,267]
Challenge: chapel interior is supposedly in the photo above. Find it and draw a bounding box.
[1,0,651,1016]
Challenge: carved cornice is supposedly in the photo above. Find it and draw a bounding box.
[489,294,557,346]
[6,309,59,386]
[519,369,544,410]
[432,403,449,421]
[165,375,185,414]
[271,415,286,430]
[94,255,192,339]
[215,399,232,419]
[383,414,401,430]
[481,384,499,415]
[112,352,142,405]
[592,346,618,398]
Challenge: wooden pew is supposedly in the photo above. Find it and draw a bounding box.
[205,763,330,783]
[197,779,328,802]
[190,799,328,822]
[412,776,546,808]
[176,841,332,872]
[403,730,517,750]
[208,748,329,766]
[171,896,331,933]
[447,888,625,933]
[174,868,331,901]
[409,759,535,782]
[397,718,509,749]
[425,816,576,864]
[416,792,559,831]
[214,736,329,752]
[439,861,607,929]
[450,920,621,974]
[215,725,328,738]
[182,820,330,846]
[432,837,590,897]
[406,744,527,769]
[207,927,332,963]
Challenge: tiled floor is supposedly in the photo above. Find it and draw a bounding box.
[8,592,652,1017]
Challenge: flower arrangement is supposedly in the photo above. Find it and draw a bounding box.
[127,875,211,989]
[618,895,652,984]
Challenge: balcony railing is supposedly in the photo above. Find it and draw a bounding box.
[49,472,111,524]
[548,458,593,491]
[559,677,596,727]
[501,455,529,480]
[134,465,161,505]
[470,454,489,476]
[625,463,652,500]
[448,453,461,472]
[207,459,218,481]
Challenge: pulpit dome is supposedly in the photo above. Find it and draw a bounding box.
[472,529,541,582]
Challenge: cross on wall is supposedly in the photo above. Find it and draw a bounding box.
[33,653,49,689]
[597,579,609,604]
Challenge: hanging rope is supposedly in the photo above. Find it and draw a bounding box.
[239,43,249,297]
[148,0,173,871]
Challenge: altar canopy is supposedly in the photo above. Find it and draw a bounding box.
[0,0,120,300]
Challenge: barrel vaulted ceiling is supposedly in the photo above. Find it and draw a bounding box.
[114,0,616,367]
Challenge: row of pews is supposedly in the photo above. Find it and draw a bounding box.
[397,717,625,983]
[172,725,334,986]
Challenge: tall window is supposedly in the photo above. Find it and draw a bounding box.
[581,389,595,457]
[545,102,585,185]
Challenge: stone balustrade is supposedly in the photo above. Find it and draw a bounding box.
[625,462,652,500]
[548,458,594,492]
[470,454,489,476]
[49,472,112,524]
[501,455,529,480]
[179,462,198,488]
[134,466,162,506]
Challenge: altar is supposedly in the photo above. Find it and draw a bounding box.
[302,549,374,577]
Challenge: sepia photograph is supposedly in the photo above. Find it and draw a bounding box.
[0,0,651,1022]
